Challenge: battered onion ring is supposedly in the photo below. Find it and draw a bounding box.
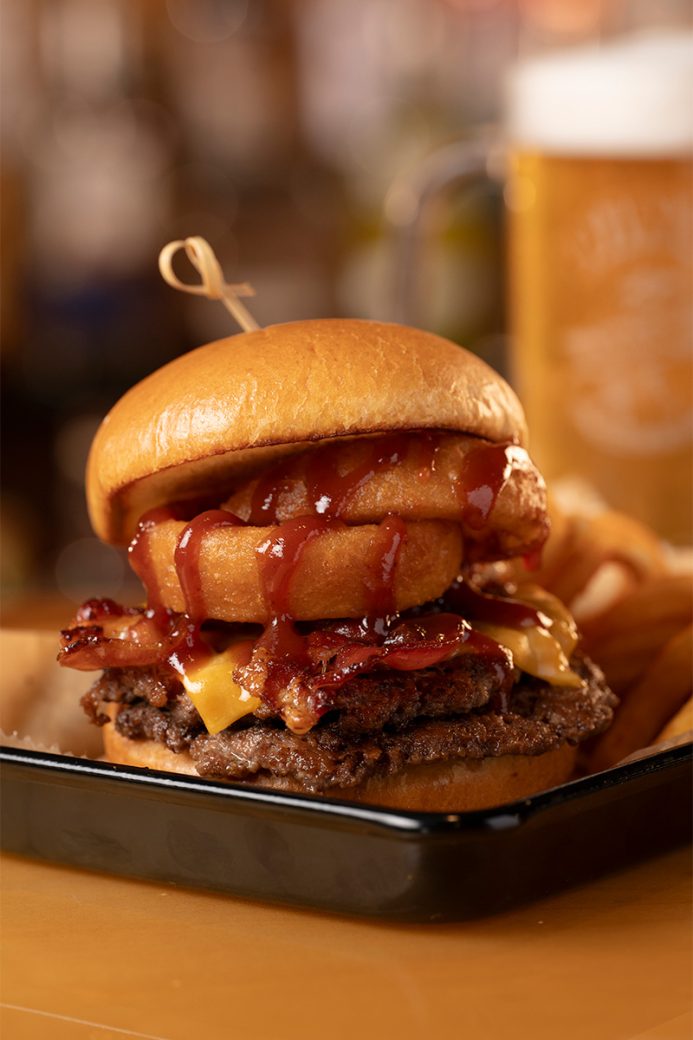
[222,434,547,561]
[143,519,463,622]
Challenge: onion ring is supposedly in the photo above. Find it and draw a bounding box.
[222,434,547,561]
[139,518,464,622]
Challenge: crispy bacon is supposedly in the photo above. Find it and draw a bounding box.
[58,602,193,672]
[231,610,514,733]
[59,585,518,735]
[304,614,510,685]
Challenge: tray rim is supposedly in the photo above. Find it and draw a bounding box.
[1,741,690,838]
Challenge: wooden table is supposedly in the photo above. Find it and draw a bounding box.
[1,846,691,1040]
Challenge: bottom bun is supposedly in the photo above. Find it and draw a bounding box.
[103,723,577,811]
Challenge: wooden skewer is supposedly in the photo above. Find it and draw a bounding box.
[158,237,260,333]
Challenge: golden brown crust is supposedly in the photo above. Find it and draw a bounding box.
[102,724,576,811]
[223,435,547,559]
[87,320,529,544]
[103,724,199,776]
[141,518,463,621]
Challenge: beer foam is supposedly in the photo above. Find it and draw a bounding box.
[506,32,693,155]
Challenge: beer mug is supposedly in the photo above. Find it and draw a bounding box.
[390,33,693,544]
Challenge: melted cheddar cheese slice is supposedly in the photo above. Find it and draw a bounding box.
[472,621,582,688]
[181,640,260,734]
[471,584,583,688]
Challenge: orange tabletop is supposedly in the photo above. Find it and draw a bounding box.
[1,847,691,1040]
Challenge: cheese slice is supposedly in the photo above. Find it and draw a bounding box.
[510,584,579,658]
[181,640,260,734]
[471,584,583,688]
[472,620,583,688]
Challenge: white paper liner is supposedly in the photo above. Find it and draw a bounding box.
[0,629,102,758]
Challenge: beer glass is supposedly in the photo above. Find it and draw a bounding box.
[390,33,693,543]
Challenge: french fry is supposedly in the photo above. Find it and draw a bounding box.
[525,501,576,591]
[511,497,667,614]
[580,574,693,645]
[587,510,667,579]
[586,624,693,772]
[580,575,692,694]
[570,561,640,624]
[656,697,693,743]
[503,481,691,769]
[540,531,606,605]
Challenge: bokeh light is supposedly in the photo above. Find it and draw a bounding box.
[1,0,690,617]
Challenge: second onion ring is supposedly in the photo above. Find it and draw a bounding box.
[222,433,548,561]
[137,518,464,622]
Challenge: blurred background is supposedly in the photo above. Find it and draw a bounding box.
[1,0,691,619]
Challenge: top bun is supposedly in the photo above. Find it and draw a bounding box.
[86,319,528,544]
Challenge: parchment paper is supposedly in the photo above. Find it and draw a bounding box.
[0,629,102,757]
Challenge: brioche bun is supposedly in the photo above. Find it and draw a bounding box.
[75,315,596,812]
[102,721,577,812]
[87,319,528,544]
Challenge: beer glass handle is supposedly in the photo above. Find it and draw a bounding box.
[385,134,502,326]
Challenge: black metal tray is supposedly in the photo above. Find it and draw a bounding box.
[1,743,690,922]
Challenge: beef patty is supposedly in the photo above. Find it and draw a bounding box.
[83,653,616,792]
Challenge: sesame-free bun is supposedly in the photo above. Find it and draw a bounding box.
[102,722,577,812]
[87,319,529,544]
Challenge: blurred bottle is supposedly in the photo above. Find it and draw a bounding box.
[506,33,693,544]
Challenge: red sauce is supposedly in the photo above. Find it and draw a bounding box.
[255,514,409,627]
[167,617,214,679]
[251,513,413,710]
[248,432,441,524]
[454,442,512,529]
[366,515,407,627]
[523,549,543,572]
[128,498,223,609]
[253,517,337,706]
[440,578,546,629]
[174,509,245,622]
[256,516,337,618]
[128,506,180,609]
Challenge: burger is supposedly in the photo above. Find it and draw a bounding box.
[59,319,615,810]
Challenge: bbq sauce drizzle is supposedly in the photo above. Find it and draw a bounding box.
[250,514,413,722]
[247,432,440,524]
[63,438,532,721]
[128,505,181,611]
[456,442,514,529]
[174,509,246,621]
[242,437,517,718]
